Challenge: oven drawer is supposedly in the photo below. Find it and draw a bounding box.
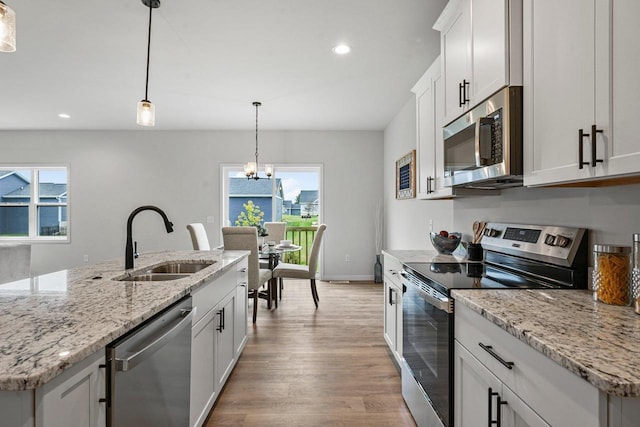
[455,303,603,427]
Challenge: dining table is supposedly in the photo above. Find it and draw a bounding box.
[259,243,302,309]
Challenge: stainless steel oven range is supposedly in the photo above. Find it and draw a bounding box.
[399,222,588,427]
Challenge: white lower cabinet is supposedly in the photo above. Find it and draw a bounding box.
[190,258,248,427]
[35,349,106,427]
[454,302,640,427]
[382,253,403,366]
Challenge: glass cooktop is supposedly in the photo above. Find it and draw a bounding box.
[403,261,555,294]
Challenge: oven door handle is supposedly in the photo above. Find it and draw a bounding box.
[400,271,452,313]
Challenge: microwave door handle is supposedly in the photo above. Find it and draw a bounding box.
[474,117,493,167]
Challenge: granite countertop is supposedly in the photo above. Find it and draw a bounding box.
[452,289,640,397]
[382,249,468,264]
[0,249,248,391]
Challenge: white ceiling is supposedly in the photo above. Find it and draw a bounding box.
[0,0,446,131]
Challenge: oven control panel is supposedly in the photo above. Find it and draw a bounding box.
[480,222,586,267]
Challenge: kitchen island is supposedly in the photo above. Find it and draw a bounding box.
[0,249,248,427]
[452,289,640,426]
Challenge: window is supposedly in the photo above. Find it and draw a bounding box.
[0,167,69,241]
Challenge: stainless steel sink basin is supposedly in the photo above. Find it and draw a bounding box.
[145,261,215,274]
[120,273,191,282]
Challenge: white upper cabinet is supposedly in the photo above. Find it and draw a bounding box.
[436,0,522,125]
[523,0,640,187]
[413,56,456,199]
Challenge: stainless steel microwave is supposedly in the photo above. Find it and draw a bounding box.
[443,86,523,189]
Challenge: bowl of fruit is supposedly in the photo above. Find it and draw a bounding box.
[430,230,462,255]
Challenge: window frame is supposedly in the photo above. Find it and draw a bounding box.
[0,165,70,243]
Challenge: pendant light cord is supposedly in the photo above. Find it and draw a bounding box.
[255,102,260,169]
[144,3,153,100]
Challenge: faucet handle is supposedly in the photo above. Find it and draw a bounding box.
[134,241,139,259]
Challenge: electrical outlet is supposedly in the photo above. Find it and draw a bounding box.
[345,254,351,262]
[83,254,89,262]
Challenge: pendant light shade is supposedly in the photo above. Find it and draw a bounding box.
[136,0,160,126]
[244,102,273,180]
[0,1,16,53]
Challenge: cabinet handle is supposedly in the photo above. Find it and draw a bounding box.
[578,128,590,169]
[591,124,604,167]
[459,82,465,107]
[240,267,248,273]
[216,309,224,332]
[488,388,508,426]
[426,176,434,194]
[462,79,470,105]
[479,343,514,369]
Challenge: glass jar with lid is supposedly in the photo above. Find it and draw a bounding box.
[592,244,631,306]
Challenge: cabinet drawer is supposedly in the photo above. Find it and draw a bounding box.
[192,267,235,324]
[383,254,403,285]
[455,303,604,427]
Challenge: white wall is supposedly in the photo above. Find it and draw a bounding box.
[0,130,383,280]
[383,98,453,250]
[384,97,640,257]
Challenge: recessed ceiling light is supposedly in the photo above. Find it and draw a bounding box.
[58,113,71,119]
[332,44,351,55]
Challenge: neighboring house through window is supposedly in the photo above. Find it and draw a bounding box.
[0,167,69,241]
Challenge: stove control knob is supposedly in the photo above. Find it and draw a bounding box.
[544,233,556,246]
[555,235,571,248]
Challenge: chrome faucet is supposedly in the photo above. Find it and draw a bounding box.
[125,205,174,269]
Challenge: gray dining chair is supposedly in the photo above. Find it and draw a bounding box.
[272,224,326,308]
[186,223,211,250]
[222,226,273,323]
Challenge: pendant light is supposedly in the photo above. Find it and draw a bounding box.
[244,101,273,180]
[136,0,160,126]
[0,1,16,53]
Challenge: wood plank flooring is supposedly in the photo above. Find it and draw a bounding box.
[205,280,416,427]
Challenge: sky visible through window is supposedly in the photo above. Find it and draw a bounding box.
[231,170,318,202]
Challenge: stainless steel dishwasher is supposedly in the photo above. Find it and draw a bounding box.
[106,296,195,427]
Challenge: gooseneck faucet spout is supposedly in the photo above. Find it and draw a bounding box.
[125,205,174,269]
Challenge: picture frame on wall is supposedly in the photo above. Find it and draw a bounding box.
[396,150,416,199]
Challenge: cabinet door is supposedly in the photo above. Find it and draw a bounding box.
[454,341,502,427]
[234,281,248,356]
[215,293,236,391]
[607,0,640,176]
[523,0,598,186]
[442,0,471,123]
[36,350,106,427]
[383,279,398,355]
[415,61,437,198]
[471,0,509,103]
[190,308,217,427]
[502,386,551,427]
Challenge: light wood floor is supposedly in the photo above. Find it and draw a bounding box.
[205,279,416,427]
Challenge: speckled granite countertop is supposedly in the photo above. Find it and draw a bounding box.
[452,289,640,397]
[382,249,468,264]
[0,249,248,391]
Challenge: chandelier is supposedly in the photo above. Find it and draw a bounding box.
[136,0,160,126]
[244,101,273,180]
[0,1,16,53]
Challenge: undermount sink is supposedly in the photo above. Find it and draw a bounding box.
[117,261,216,282]
[145,261,215,274]
[120,273,191,282]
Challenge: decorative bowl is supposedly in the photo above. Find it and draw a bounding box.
[430,232,462,255]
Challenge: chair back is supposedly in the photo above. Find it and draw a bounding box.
[307,224,327,273]
[187,223,210,250]
[222,226,259,289]
[264,222,287,242]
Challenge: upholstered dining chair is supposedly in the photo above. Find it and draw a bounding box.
[222,226,273,323]
[186,223,211,250]
[260,222,288,269]
[272,224,326,308]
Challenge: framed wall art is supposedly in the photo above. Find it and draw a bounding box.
[396,150,416,199]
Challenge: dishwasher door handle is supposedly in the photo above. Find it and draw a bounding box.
[116,306,196,372]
